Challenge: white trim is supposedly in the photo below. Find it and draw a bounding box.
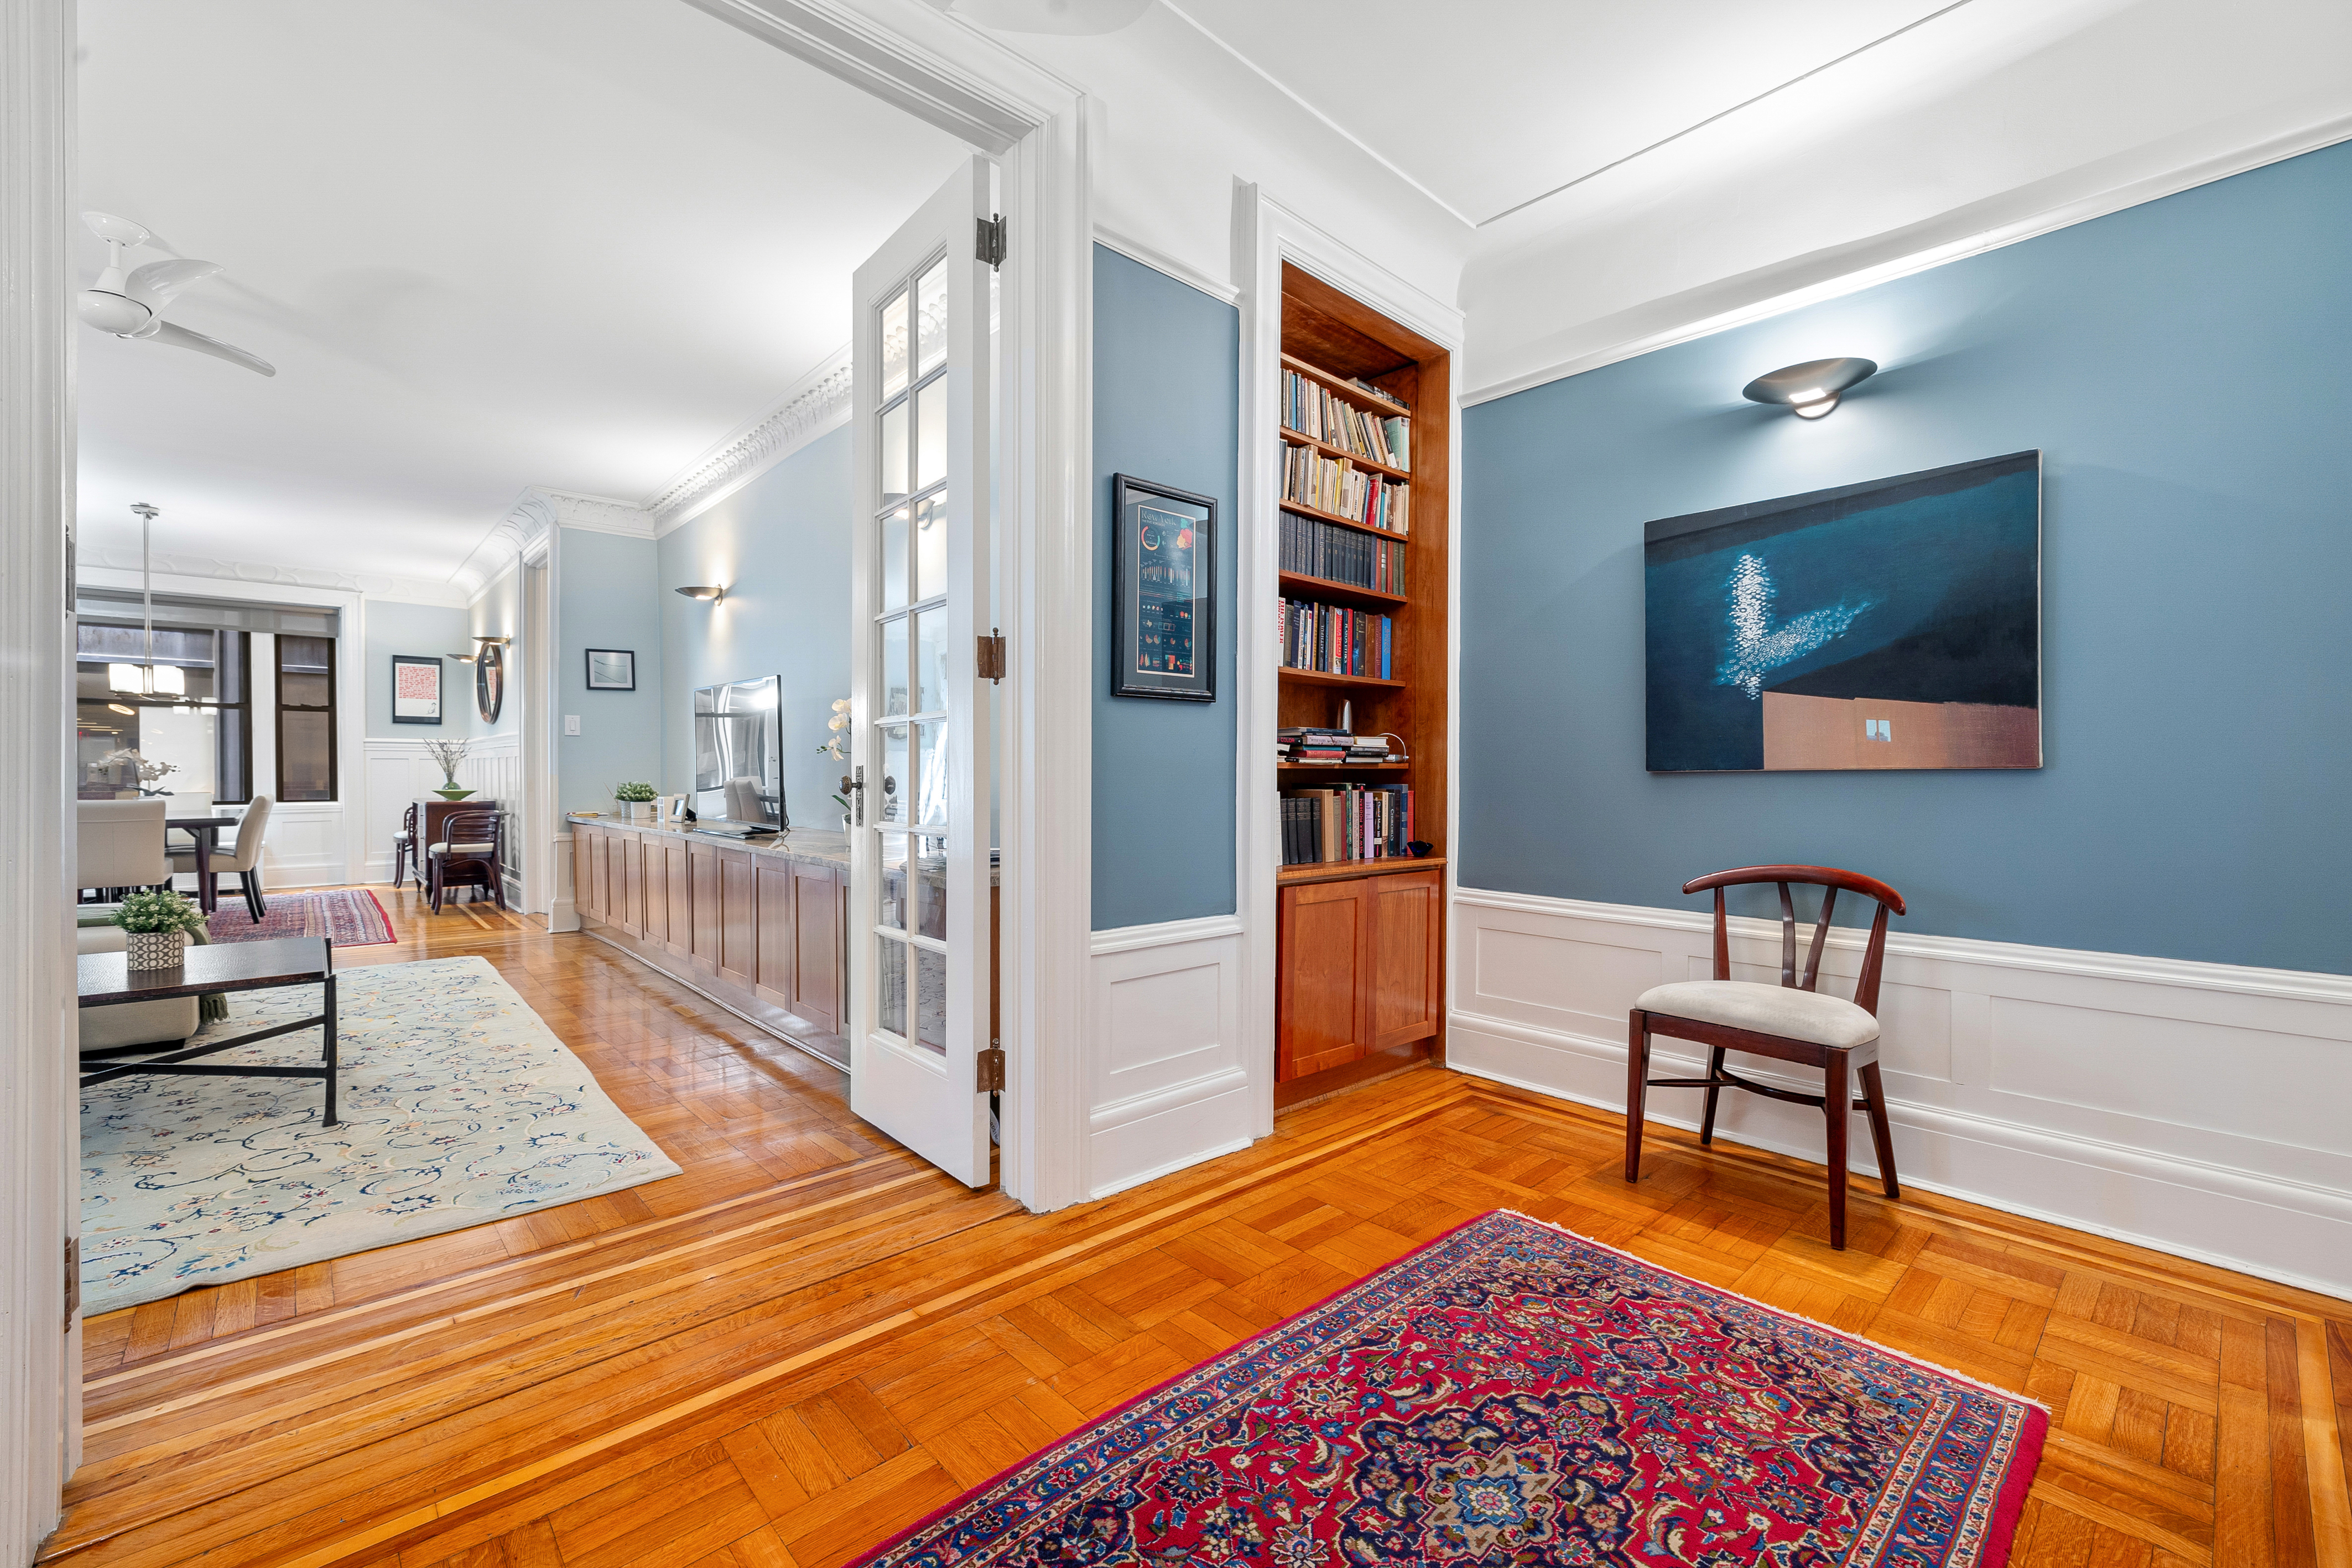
[1091,225,1239,305]
[76,548,468,608]
[535,489,657,539]
[645,346,852,534]
[1089,1135,1253,1202]
[1089,913,1245,956]
[1462,108,2352,408]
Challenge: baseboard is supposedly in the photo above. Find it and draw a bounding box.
[1450,886,2352,1301]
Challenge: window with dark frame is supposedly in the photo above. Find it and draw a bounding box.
[216,631,253,803]
[275,633,337,802]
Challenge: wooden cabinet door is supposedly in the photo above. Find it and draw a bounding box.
[716,847,756,988]
[609,832,634,936]
[1367,869,1442,1049]
[688,840,721,972]
[1277,877,1371,1081]
[664,841,692,959]
[790,861,841,1035]
[577,827,604,921]
[753,861,794,1008]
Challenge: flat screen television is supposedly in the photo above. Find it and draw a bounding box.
[693,675,784,827]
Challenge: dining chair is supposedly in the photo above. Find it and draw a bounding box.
[427,808,505,913]
[76,799,169,902]
[1624,863,1906,1249]
[392,801,419,888]
[168,795,274,922]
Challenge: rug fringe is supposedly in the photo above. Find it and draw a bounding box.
[1498,1208,2054,1415]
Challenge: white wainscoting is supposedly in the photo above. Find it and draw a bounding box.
[257,802,348,889]
[1086,914,1251,1199]
[360,736,522,883]
[1449,888,2352,1301]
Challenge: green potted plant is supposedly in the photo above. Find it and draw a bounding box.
[615,780,658,822]
[112,888,206,970]
[424,738,475,800]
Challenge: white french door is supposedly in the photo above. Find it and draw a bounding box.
[848,155,994,1187]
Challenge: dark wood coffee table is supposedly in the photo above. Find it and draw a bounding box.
[77,935,341,1126]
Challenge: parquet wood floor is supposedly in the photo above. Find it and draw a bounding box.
[53,887,2352,1568]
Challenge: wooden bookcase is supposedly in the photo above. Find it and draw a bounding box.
[1273,263,1449,1107]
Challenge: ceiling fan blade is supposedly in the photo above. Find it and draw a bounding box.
[125,257,223,313]
[143,319,276,377]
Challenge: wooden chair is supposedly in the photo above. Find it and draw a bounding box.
[391,802,419,889]
[166,795,273,923]
[426,808,505,913]
[1625,864,1906,1249]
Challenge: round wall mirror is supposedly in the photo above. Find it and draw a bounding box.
[475,642,504,723]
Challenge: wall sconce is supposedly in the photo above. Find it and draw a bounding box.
[675,585,725,603]
[447,650,476,663]
[1742,357,1877,419]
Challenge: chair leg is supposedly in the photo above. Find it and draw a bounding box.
[1861,1061,1900,1200]
[1698,1045,1727,1146]
[1623,1011,1650,1181]
[1823,1048,1850,1249]
[429,857,444,913]
[243,871,266,923]
[491,867,508,913]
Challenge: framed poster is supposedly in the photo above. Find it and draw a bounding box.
[585,648,636,691]
[1110,473,1216,701]
[475,642,504,724]
[1645,450,2041,772]
[391,654,443,725]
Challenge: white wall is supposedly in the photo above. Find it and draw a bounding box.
[1085,917,1250,1199]
[1448,889,2352,1301]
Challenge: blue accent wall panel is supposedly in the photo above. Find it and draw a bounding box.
[558,529,664,811]
[1092,245,1240,930]
[1460,140,2352,973]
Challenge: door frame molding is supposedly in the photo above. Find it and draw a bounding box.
[1232,186,1465,1141]
[684,0,1092,1211]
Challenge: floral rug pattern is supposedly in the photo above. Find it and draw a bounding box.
[80,956,679,1314]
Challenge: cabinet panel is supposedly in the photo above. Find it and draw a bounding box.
[615,832,641,937]
[791,861,841,1036]
[717,848,756,989]
[1367,869,1442,1049]
[1277,877,1369,1081]
[688,840,722,973]
[753,862,794,1007]
[663,841,692,960]
[577,827,605,921]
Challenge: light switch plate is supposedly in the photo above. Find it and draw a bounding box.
[564,715,581,735]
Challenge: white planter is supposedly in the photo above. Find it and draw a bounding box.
[622,801,658,822]
[124,929,189,971]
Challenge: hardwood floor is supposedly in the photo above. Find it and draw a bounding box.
[54,886,2352,1567]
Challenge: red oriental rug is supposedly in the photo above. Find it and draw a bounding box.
[861,1210,2046,1568]
[206,888,397,947]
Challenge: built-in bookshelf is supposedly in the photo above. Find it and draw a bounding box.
[1273,263,1449,1102]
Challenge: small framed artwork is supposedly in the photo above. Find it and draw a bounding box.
[1110,473,1216,701]
[391,654,443,725]
[585,648,637,691]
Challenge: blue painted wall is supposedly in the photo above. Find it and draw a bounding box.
[361,600,472,738]
[658,425,854,825]
[1091,245,1240,930]
[1460,140,2352,974]
[557,529,665,811]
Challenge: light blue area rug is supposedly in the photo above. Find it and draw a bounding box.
[80,956,681,1314]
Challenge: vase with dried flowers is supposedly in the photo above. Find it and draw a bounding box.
[424,738,474,799]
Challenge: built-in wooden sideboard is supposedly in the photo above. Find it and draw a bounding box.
[569,816,850,1070]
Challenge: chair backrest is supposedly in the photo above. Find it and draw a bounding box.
[443,809,501,853]
[724,775,761,821]
[76,798,168,887]
[1682,864,1907,1016]
[400,801,418,838]
[232,795,274,865]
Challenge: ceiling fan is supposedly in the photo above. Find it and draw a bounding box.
[76,212,276,377]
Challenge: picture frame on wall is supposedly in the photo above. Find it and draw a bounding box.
[585,648,636,691]
[1110,473,1216,701]
[391,654,443,725]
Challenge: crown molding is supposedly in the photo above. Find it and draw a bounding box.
[78,548,470,608]
[644,345,853,536]
[451,492,557,600]
[538,488,657,539]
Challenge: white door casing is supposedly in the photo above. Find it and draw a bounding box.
[849,153,994,1187]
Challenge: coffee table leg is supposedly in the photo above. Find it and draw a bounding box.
[321,972,339,1127]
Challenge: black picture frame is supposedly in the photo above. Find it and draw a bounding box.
[475,642,504,724]
[585,648,636,691]
[389,654,443,726]
[1110,473,1216,701]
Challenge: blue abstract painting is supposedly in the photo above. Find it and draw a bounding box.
[1645,451,2041,772]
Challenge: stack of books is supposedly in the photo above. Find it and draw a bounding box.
[1281,598,1394,679]
[1280,512,1404,593]
[1280,443,1410,534]
[1280,784,1414,866]
[1281,369,1411,471]
[1276,730,1399,764]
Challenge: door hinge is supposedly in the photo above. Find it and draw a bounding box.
[976,214,1007,270]
[976,1041,1006,1092]
[65,1236,80,1329]
[977,628,1007,683]
[841,765,865,827]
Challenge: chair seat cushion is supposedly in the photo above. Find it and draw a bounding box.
[430,842,496,855]
[392,831,413,842]
[1635,980,1880,1049]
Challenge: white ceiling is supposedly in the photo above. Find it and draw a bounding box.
[76,0,966,591]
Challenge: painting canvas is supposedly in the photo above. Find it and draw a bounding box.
[1645,451,2041,772]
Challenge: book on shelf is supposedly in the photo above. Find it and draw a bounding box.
[1276,728,1402,764]
[1280,442,1409,535]
[1280,598,1393,679]
[1279,783,1414,866]
[1279,512,1405,595]
[1281,368,1411,471]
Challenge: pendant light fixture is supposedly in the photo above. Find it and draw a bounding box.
[111,503,186,699]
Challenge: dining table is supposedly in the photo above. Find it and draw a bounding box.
[166,814,234,914]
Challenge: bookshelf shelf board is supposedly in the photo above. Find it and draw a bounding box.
[1278,668,1406,691]
[1277,498,1409,542]
[1277,571,1407,611]
[1280,430,1409,482]
[1278,855,1446,887]
[1278,762,1411,777]
[1282,353,1413,418]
